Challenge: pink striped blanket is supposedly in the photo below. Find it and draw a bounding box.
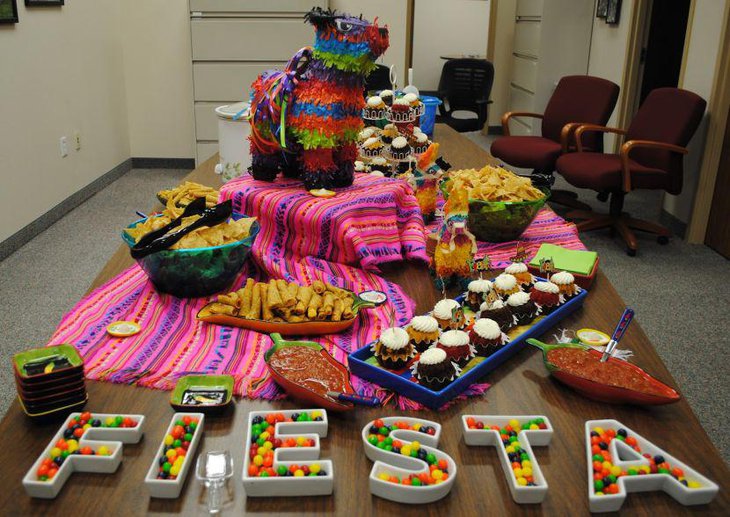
[219,173,429,271]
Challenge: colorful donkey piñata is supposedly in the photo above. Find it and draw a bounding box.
[248,8,389,191]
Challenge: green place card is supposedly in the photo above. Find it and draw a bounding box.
[529,244,598,276]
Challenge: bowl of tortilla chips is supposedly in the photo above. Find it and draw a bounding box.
[441,165,548,242]
[122,211,259,298]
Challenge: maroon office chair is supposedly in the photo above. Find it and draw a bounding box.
[490,75,620,209]
[556,88,706,256]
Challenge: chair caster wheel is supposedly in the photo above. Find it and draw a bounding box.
[597,192,609,202]
[626,247,637,257]
[657,235,669,245]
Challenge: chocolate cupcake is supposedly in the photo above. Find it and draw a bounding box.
[530,281,563,314]
[389,136,411,160]
[504,262,535,289]
[493,273,521,299]
[432,299,465,331]
[465,279,492,311]
[361,136,384,158]
[354,160,371,174]
[372,327,414,370]
[406,315,440,353]
[380,89,394,106]
[380,123,399,144]
[506,291,541,326]
[369,156,390,176]
[550,271,580,299]
[412,348,460,391]
[470,318,509,357]
[364,95,386,119]
[411,131,430,155]
[479,299,517,333]
[437,330,475,368]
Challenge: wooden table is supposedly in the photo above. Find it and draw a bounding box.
[1,126,727,516]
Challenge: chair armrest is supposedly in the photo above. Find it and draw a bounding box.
[573,124,627,152]
[619,139,688,192]
[501,111,543,136]
[560,122,584,153]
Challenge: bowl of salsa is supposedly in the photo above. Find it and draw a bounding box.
[526,339,680,405]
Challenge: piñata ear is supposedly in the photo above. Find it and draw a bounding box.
[304,7,337,30]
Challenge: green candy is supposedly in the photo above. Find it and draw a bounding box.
[594,480,604,491]
[410,450,418,458]
[260,471,269,477]
[184,433,193,442]
[426,453,437,464]
[189,422,197,430]
[607,475,617,484]
[163,462,171,473]
[384,437,393,446]
[174,439,182,448]
[411,477,422,487]
[379,427,389,436]
[256,437,265,446]
[377,441,386,449]
[628,468,638,476]
[277,465,287,476]
[368,436,378,446]
[592,454,603,462]
[384,445,393,452]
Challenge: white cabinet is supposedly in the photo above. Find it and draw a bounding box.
[505,0,593,135]
[189,1,327,164]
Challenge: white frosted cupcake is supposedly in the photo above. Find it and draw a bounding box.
[466,279,492,311]
[432,299,465,330]
[412,348,460,391]
[550,271,579,298]
[493,273,521,299]
[380,89,394,106]
[411,132,430,154]
[406,315,440,353]
[504,262,535,288]
[372,327,414,370]
[361,136,384,158]
[369,156,389,175]
[506,291,540,326]
[529,281,563,313]
[390,97,414,122]
[354,160,370,173]
[469,318,509,357]
[390,136,411,160]
[436,330,475,367]
[478,298,517,333]
[358,127,377,142]
[364,95,386,119]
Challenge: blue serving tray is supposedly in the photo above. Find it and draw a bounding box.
[348,281,588,409]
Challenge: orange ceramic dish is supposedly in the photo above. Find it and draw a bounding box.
[197,292,376,336]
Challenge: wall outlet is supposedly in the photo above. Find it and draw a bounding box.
[73,131,81,151]
[59,137,68,158]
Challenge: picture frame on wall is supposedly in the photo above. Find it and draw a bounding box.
[606,0,622,24]
[596,0,608,18]
[0,0,19,24]
[25,0,64,6]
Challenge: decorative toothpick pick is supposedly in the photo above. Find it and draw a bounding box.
[539,256,555,280]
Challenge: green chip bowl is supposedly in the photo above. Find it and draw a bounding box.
[441,179,548,243]
[122,212,259,298]
[170,374,234,415]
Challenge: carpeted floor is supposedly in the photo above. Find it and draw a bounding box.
[0,154,728,458]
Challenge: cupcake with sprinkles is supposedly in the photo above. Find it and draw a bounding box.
[412,347,460,391]
[361,136,384,158]
[465,278,492,311]
[380,123,399,144]
[479,299,517,333]
[406,315,440,353]
[504,262,535,289]
[432,298,465,331]
[470,318,509,357]
[550,270,580,299]
[436,330,475,367]
[529,281,563,314]
[364,95,387,119]
[372,327,415,370]
[493,273,521,299]
[389,136,411,160]
[506,291,541,326]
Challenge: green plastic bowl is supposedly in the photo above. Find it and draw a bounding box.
[441,179,548,242]
[122,213,259,298]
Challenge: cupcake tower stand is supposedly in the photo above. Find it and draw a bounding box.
[359,67,430,177]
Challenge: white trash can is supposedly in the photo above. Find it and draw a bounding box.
[214,102,251,183]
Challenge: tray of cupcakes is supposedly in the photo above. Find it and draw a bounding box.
[348,265,588,409]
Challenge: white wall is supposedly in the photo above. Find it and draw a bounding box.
[586,0,635,150]
[0,0,131,243]
[121,0,195,159]
[489,0,516,126]
[330,0,409,85]
[663,0,728,224]
[412,0,490,91]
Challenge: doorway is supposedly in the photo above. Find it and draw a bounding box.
[633,0,691,113]
[705,103,730,258]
